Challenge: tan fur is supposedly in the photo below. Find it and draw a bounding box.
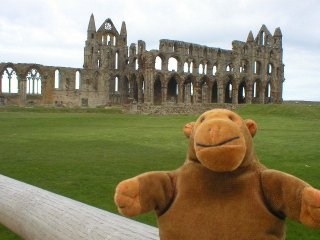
[115,109,320,239]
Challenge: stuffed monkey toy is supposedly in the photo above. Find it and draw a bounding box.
[114,109,320,239]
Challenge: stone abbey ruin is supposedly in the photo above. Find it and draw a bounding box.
[0,14,284,110]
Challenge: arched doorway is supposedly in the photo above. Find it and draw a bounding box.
[265,81,271,103]
[199,77,209,103]
[167,76,178,103]
[139,75,145,103]
[252,79,261,103]
[225,79,233,103]
[154,75,162,105]
[238,81,246,104]
[132,75,138,102]
[183,76,194,104]
[123,76,130,104]
[211,81,218,103]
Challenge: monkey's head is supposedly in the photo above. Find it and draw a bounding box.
[183,109,257,172]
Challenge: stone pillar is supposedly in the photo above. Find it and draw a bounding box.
[260,85,265,104]
[232,84,238,104]
[105,75,111,103]
[193,81,199,104]
[178,83,183,103]
[184,83,191,104]
[162,86,167,103]
[177,61,183,73]
[246,83,252,104]
[0,74,2,94]
[138,80,143,103]
[217,79,225,104]
[19,75,27,106]
[143,70,154,104]
[208,82,213,103]
[202,83,208,103]
[129,81,134,100]
[163,58,168,71]
[194,65,199,75]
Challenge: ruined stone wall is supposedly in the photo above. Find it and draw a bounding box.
[0,63,109,107]
[0,16,284,109]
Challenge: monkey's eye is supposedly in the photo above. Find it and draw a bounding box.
[199,116,205,123]
[228,115,234,121]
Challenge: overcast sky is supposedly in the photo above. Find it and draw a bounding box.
[0,0,319,101]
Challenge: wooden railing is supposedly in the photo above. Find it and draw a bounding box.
[0,174,159,240]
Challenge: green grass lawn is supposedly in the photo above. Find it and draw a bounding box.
[0,104,319,239]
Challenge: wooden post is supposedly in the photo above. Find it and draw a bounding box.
[0,174,159,240]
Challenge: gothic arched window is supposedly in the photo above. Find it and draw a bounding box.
[26,69,42,95]
[1,67,18,93]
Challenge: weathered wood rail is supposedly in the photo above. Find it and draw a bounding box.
[0,174,159,240]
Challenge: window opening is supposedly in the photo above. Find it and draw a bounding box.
[1,67,18,93]
[267,64,272,75]
[115,77,119,92]
[190,82,193,96]
[115,52,119,69]
[155,56,162,70]
[183,62,188,73]
[212,65,217,75]
[54,69,60,89]
[253,82,257,97]
[199,64,204,74]
[168,57,178,71]
[26,69,42,95]
[75,71,80,89]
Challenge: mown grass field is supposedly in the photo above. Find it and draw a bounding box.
[0,104,319,239]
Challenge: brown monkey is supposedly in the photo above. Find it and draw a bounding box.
[115,109,320,239]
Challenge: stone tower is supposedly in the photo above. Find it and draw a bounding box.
[83,14,129,104]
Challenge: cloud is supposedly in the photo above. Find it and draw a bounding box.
[283,46,319,101]
[0,0,319,100]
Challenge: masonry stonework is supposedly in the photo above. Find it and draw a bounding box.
[0,14,284,108]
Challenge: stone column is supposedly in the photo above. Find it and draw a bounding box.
[129,80,134,99]
[217,79,225,104]
[19,74,27,106]
[232,85,238,104]
[202,83,208,103]
[246,83,252,104]
[138,79,143,103]
[177,61,183,73]
[184,83,191,104]
[260,85,265,104]
[192,81,199,104]
[178,82,183,103]
[162,86,167,103]
[0,75,2,94]
[143,70,154,104]
[208,82,213,103]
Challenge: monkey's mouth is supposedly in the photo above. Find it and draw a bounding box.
[196,136,240,148]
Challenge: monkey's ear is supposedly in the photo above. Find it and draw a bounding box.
[183,122,195,138]
[245,119,257,137]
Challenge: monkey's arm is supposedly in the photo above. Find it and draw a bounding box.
[261,169,320,228]
[114,171,175,217]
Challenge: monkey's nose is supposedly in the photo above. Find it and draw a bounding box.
[208,126,221,140]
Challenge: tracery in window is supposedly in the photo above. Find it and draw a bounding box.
[1,67,18,93]
[26,69,42,95]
